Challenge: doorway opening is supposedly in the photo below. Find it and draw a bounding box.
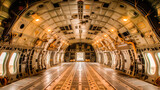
[76,52,85,61]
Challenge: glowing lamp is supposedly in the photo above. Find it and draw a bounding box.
[123,18,128,21]
[111,29,114,32]
[48,29,51,32]
[35,19,40,21]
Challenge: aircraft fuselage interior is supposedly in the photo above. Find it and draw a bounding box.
[0,0,160,89]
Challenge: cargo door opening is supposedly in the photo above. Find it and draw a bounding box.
[76,52,85,61]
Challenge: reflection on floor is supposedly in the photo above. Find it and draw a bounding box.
[1,62,160,90]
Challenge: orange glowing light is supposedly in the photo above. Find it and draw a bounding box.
[123,18,128,21]
[122,16,128,22]
[111,29,114,32]
[104,34,107,37]
[48,29,51,32]
[35,19,40,21]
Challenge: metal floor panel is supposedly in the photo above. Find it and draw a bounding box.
[0,62,160,90]
[88,63,160,90]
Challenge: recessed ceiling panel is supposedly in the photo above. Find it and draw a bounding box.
[23,22,37,36]
[40,22,49,29]
[40,12,51,20]
[49,11,57,17]
[45,2,54,10]
[46,19,54,25]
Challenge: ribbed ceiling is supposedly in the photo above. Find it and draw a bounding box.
[9,0,160,50]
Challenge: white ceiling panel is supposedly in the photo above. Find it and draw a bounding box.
[56,22,63,26]
[71,9,78,14]
[62,21,67,25]
[45,2,54,10]
[64,10,71,15]
[49,11,57,17]
[111,12,121,20]
[36,6,48,14]
[67,20,71,24]
[33,27,43,37]
[100,22,106,26]
[23,22,37,36]
[70,5,77,9]
[118,27,127,33]
[112,22,122,29]
[125,22,134,30]
[108,1,118,10]
[49,24,57,30]
[62,5,70,10]
[53,17,60,22]
[46,19,54,25]
[40,12,51,20]
[95,20,100,25]
[102,17,109,22]
[40,22,49,29]
[97,15,103,20]
[56,9,63,15]
[59,16,65,21]
[108,18,116,25]
[100,9,106,15]
[105,23,114,30]
[105,10,114,17]
[12,17,30,33]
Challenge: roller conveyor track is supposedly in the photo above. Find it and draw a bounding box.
[21,63,75,90]
[45,62,137,90]
[86,63,142,90]
[0,63,74,90]
[70,62,90,90]
[47,62,79,90]
[1,62,160,90]
[46,62,114,90]
[85,63,115,90]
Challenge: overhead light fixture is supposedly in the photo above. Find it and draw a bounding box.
[35,19,40,21]
[123,18,128,21]
[111,29,114,32]
[104,34,107,37]
[48,29,51,32]
[31,13,41,22]
[122,16,128,22]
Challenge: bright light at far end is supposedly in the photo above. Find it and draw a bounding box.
[35,19,40,21]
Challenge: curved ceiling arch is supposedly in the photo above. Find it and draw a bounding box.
[1,0,160,52]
